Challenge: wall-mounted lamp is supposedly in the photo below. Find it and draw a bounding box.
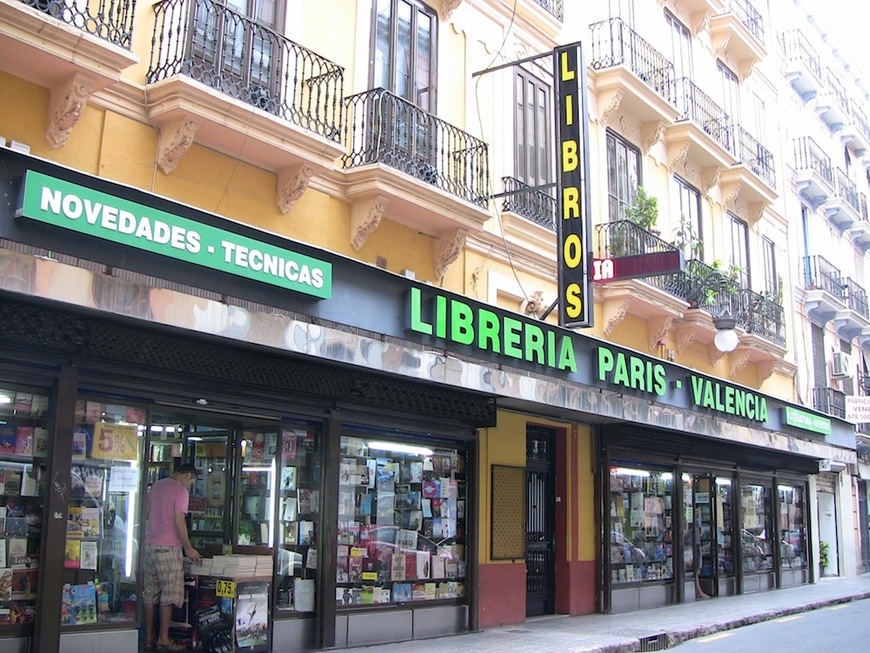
[712,315,740,353]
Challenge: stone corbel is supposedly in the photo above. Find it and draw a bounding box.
[748,201,768,225]
[603,297,630,336]
[647,315,674,352]
[641,121,666,154]
[692,11,711,36]
[722,181,742,211]
[276,164,314,214]
[433,228,467,279]
[708,343,726,365]
[701,166,723,195]
[598,89,624,128]
[157,118,200,175]
[439,0,462,21]
[739,60,756,82]
[756,359,777,383]
[727,347,752,379]
[45,74,93,150]
[668,140,691,172]
[674,321,698,353]
[350,195,388,251]
[713,34,731,59]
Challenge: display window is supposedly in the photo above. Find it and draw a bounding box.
[778,484,806,570]
[740,483,773,573]
[609,465,674,584]
[64,398,145,627]
[276,424,321,613]
[335,433,467,606]
[0,385,50,628]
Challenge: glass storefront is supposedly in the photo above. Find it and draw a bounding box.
[609,465,674,584]
[778,484,807,570]
[740,483,773,574]
[336,433,467,605]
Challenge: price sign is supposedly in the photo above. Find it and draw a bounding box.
[91,423,138,462]
[216,579,236,598]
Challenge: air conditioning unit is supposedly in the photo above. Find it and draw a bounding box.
[830,351,852,378]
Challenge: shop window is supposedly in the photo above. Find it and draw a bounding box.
[740,483,773,573]
[276,425,321,613]
[609,465,674,584]
[0,386,51,629]
[65,398,146,627]
[336,434,467,605]
[778,484,807,569]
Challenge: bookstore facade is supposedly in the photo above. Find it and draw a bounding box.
[0,149,859,652]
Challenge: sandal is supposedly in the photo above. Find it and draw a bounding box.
[156,642,186,652]
[144,640,156,651]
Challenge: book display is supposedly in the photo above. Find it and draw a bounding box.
[276,427,320,612]
[0,386,49,628]
[189,435,231,552]
[238,429,279,547]
[609,467,673,584]
[778,484,806,569]
[334,435,467,606]
[741,483,773,573]
[63,398,144,627]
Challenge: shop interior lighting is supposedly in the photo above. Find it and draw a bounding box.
[0,393,13,404]
[367,441,434,457]
[612,467,651,477]
[715,478,732,486]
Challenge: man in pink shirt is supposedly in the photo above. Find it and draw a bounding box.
[143,463,202,651]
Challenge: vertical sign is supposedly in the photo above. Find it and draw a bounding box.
[554,43,591,327]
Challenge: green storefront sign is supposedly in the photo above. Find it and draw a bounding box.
[782,406,832,436]
[17,171,332,299]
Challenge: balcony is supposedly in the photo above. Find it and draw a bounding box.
[781,30,824,101]
[816,70,851,132]
[824,168,860,231]
[146,0,345,211]
[720,125,776,224]
[666,78,736,185]
[739,287,786,347]
[0,0,139,148]
[834,277,870,339]
[793,136,834,208]
[591,221,687,346]
[842,101,870,157]
[813,387,846,419]
[342,88,490,255]
[803,255,846,324]
[709,0,766,80]
[532,0,562,20]
[850,195,870,252]
[588,18,680,136]
[500,177,556,231]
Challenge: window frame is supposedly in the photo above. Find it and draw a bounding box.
[673,175,703,260]
[727,212,750,288]
[606,130,641,223]
[514,68,553,189]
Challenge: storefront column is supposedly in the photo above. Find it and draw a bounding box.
[33,365,77,653]
[318,412,343,648]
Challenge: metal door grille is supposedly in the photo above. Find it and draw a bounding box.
[526,427,555,616]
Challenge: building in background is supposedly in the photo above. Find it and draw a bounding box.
[0,0,865,652]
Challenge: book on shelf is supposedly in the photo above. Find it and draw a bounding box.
[297,488,319,515]
[283,521,298,546]
[0,426,16,454]
[281,429,299,462]
[0,539,5,567]
[305,547,317,570]
[280,466,297,492]
[10,568,37,599]
[293,578,314,612]
[61,582,97,625]
[390,553,406,581]
[391,583,412,603]
[64,540,81,569]
[80,541,98,571]
[298,521,315,546]
[14,427,33,456]
[0,569,12,601]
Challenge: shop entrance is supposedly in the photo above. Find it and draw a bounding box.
[687,474,735,599]
[526,427,556,617]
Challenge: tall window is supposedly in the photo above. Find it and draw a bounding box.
[673,176,702,260]
[718,61,739,151]
[761,236,777,297]
[664,10,692,80]
[607,0,635,25]
[727,213,750,287]
[515,70,551,189]
[607,130,640,222]
[372,0,436,111]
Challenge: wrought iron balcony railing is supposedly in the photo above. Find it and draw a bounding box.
[594,220,679,260]
[781,30,822,79]
[793,136,834,185]
[673,77,734,154]
[501,177,556,230]
[851,101,870,144]
[533,0,563,20]
[813,387,846,419]
[734,125,775,188]
[343,88,489,207]
[724,0,765,45]
[589,18,676,105]
[803,255,845,301]
[861,193,869,222]
[648,258,741,313]
[845,277,870,319]
[834,168,860,213]
[739,288,785,345]
[19,0,136,48]
[149,0,344,141]
[824,68,850,116]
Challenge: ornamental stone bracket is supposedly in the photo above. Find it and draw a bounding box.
[647,315,674,352]
[45,74,94,150]
[350,195,388,251]
[438,0,462,20]
[602,296,631,336]
[725,346,752,378]
[674,320,699,353]
[433,229,468,279]
[597,88,624,128]
[701,165,723,195]
[722,180,769,226]
[276,164,315,214]
[156,117,200,175]
[641,121,667,154]
[707,342,726,366]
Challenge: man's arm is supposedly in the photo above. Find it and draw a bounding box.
[174,511,202,564]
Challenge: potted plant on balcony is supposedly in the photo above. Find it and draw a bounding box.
[610,186,659,257]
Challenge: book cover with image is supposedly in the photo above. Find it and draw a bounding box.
[234,580,270,651]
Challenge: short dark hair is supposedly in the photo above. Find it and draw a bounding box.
[174,463,200,477]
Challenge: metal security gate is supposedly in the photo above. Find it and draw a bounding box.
[526,427,556,616]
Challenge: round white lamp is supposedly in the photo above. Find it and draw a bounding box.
[712,315,739,353]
